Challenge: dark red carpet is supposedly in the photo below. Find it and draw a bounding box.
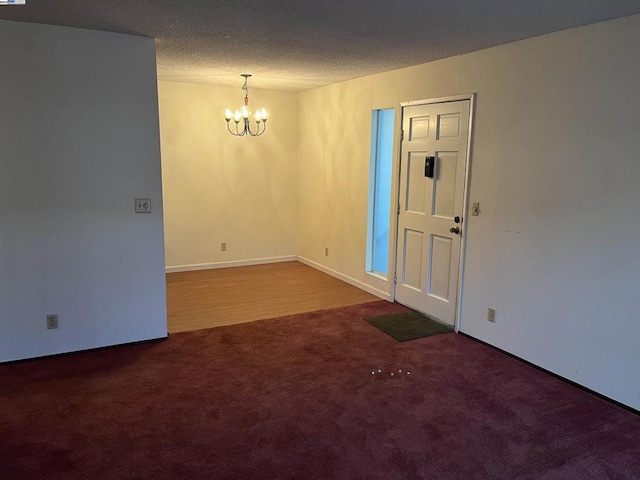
[1,301,639,479]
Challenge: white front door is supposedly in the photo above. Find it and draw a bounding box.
[395,99,471,326]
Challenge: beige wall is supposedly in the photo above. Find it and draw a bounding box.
[296,76,387,294]
[296,14,640,409]
[296,56,465,297]
[159,81,298,270]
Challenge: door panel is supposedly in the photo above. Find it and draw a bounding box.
[402,230,424,291]
[406,152,428,213]
[438,113,461,138]
[409,116,432,140]
[433,152,459,217]
[395,100,470,325]
[428,235,452,301]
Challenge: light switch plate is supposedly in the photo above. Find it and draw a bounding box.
[135,198,151,213]
[471,202,480,216]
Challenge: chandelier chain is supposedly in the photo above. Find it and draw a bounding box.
[242,77,249,99]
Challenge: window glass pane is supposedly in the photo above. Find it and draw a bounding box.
[367,109,394,277]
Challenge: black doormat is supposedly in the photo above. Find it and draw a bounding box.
[365,311,453,342]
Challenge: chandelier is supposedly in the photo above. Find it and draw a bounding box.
[224,74,268,137]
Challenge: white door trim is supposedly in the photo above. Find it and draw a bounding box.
[400,93,476,107]
[393,93,476,333]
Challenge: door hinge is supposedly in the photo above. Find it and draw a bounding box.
[393,273,397,284]
[400,130,404,141]
[397,203,401,215]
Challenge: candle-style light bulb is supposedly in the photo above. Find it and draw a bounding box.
[233,110,242,122]
[241,105,251,119]
[255,110,263,122]
[261,108,269,121]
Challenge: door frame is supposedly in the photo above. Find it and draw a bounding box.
[391,93,476,333]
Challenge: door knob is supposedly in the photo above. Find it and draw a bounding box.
[449,226,461,235]
[454,216,461,224]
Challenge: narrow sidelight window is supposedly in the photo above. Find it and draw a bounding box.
[366,108,395,278]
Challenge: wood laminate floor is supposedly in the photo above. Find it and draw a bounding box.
[166,261,381,333]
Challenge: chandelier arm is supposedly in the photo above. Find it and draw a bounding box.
[247,121,266,137]
[227,121,250,137]
[241,119,252,136]
[244,118,252,136]
[227,122,241,136]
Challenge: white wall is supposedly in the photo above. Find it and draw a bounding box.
[296,14,640,409]
[159,81,297,271]
[458,15,640,410]
[0,20,167,362]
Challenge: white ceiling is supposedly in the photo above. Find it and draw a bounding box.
[2,0,640,91]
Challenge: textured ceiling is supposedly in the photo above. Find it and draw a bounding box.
[2,1,640,91]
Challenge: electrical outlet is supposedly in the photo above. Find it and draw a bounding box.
[487,307,496,323]
[135,198,151,213]
[221,242,227,252]
[46,314,58,330]
[325,247,329,257]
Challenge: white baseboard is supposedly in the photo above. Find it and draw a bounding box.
[296,256,391,301]
[166,255,297,273]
